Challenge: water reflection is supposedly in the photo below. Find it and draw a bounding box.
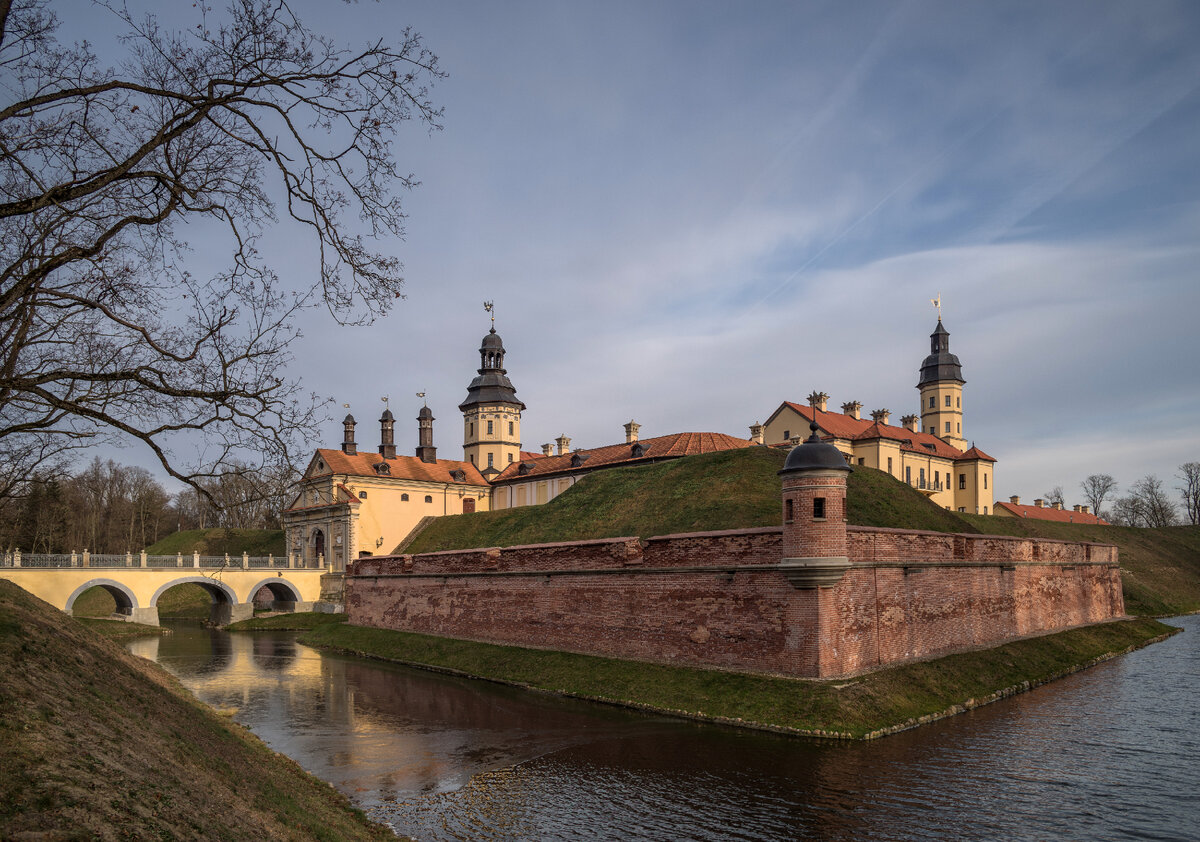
[134,618,1198,841]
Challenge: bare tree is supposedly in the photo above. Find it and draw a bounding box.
[1043,486,1065,507]
[0,0,443,496]
[1079,474,1117,519]
[1178,462,1200,526]
[1112,475,1179,528]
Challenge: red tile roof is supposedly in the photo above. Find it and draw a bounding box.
[490,431,753,483]
[775,403,980,461]
[309,448,490,486]
[994,501,1109,525]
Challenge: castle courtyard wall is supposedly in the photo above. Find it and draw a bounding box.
[346,526,1123,679]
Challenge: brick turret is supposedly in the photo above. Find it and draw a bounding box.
[778,420,852,587]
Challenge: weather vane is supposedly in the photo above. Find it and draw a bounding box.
[930,293,942,321]
[416,391,427,406]
[381,395,389,408]
[483,300,495,328]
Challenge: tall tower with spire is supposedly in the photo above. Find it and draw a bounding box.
[917,318,967,449]
[459,314,525,477]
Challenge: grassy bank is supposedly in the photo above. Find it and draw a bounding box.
[0,580,393,841]
[301,617,1176,739]
[145,527,286,557]
[227,612,349,632]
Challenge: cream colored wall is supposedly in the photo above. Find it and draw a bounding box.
[919,381,966,448]
[763,408,807,446]
[491,475,580,510]
[463,403,522,470]
[951,461,993,515]
[342,476,490,556]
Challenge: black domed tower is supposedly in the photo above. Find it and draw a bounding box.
[459,326,525,476]
[917,319,966,448]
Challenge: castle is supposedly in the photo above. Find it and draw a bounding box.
[282,315,996,569]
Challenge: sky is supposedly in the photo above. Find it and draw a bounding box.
[60,0,1200,510]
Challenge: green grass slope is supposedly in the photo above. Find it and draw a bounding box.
[145,527,285,557]
[0,579,392,841]
[405,447,976,554]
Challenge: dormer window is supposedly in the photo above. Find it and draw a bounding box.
[373,462,390,475]
[518,462,533,476]
[450,469,465,482]
[570,452,589,468]
[631,443,646,457]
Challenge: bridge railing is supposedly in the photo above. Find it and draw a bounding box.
[1,550,325,570]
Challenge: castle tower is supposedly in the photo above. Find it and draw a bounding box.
[341,414,357,455]
[379,408,396,459]
[778,420,853,586]
[459,326,525,477]
[917,319,967,448]
[415,405,437,464]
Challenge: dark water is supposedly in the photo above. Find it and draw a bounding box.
[128,617,1199,841]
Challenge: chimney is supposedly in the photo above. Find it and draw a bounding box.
[541,443,553,457]
[1034,498,1044,508]
[379,409,396,459]
[624,420,641,443]
[341,414,357,456]
[901,414,919,432]
[841,401,862,420]
[790,435,802,445]
[555,434,571,456]
[1081,505,1090,514]
[1010,495,1020,505]
[749,422,765,445]
[807,391,829,412]
[415,405,437,464]
[870,408,891,426]
[1073,505,1082,513]
[1052,501,1063,510]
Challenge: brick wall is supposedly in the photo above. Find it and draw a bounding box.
[346,525,1123,679]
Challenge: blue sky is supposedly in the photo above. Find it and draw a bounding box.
[66,0,1200,509]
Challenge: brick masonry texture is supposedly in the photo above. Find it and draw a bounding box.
[347,525,1124,679]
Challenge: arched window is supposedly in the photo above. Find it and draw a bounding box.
[424,495,433,503]
[401,493,409,501]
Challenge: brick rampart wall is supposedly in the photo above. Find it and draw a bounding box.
[347,525,1123,679]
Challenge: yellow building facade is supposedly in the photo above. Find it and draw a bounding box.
[759,319,995,514]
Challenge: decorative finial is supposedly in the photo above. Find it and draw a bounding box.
[931,293,942,321]
[483,300,495,330]
[416,391,427,406]
[342,403,350,409]
[381,395,389,407]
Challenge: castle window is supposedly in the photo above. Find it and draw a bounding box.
[983,506,988,515]
[401,493,409,501]
[783,430,790,441]
[919,468,926,489]
[887,457,893,475]
[959,507,966,512]
[984,474,988,489]
[487,420,493,435]
[785,499,794,523]
[857,458,864,466]
[469,422,474,437]
[944,422,951,434]
[959,474,966,490]
[957,397,961,408]
[508,453,513,463]
[957,423,961,434]
[813,497,826,519]
[508,421,514,436]
[359,491,367,499]
[929,396,935,409]
[906,466,912,484]
[945,395,951,407]
[487,453,494,468]
[424,495,433,503]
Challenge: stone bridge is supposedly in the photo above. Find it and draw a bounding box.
[0,551,332,626]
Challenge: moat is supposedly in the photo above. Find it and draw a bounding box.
[128,617,1198,841]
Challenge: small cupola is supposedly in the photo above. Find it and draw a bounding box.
[342,414,357,455]
[415,404,437,464]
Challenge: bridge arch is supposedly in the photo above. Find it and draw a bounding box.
[247,577,303,604]
[66,579,138,616]
[150,577,239,608]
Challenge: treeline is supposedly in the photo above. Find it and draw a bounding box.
[1068,463,1200,527]
[0,458,296,554]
